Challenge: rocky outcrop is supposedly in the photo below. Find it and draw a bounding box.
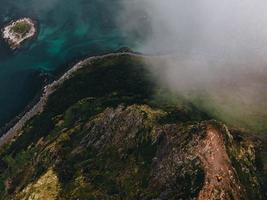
[0,54,265,199]
[0,104,263,200]
[1,18,36,49]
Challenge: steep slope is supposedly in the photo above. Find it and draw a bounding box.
[0,54,265,199]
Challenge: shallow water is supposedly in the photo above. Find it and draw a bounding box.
[0,0,144,127]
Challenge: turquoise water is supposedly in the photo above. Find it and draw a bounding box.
[0,0,144,127]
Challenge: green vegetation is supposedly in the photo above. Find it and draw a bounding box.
[10,21,31,36]
[182,90,267,134]
[0,54,265,199]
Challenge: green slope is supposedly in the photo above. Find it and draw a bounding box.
[0,54,265,200]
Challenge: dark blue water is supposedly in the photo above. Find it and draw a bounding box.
[0,0,145,128]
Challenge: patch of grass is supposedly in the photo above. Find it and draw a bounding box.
[11,21,31,36]
[1,54,264,199]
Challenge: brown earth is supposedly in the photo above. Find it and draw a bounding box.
[197,125,244,200]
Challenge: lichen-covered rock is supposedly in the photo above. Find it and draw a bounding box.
[1,104,264,200]
[15,168,60,200]
[0,54,265,199]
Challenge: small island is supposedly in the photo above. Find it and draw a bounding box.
[1,18,36,49]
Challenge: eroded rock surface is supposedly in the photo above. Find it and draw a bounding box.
[0,55,264,199]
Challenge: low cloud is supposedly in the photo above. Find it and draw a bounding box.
[118,0,267,132]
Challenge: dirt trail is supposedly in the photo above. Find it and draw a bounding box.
[197,125,243,200]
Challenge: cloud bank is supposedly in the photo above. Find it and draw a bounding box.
[118,0,267,132]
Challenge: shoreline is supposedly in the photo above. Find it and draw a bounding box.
[0,48,142,135]
[0,71,50,136]
[2,18,37,49]
[0,51,147,148]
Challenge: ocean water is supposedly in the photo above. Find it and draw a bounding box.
[0,0,145,128]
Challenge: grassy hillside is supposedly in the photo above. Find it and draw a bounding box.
[0,54,265,199]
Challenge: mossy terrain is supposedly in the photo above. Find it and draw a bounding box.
[10,21,31,36]
[0,54,265,199]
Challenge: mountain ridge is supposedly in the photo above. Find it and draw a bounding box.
[0,53,265,199]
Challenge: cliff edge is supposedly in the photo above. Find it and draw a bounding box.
[0,54,265,199]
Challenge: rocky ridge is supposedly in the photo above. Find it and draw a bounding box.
[0,54,265,199]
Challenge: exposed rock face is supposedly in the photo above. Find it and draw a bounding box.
[197,126,243,200]
[1,18,36,49]
[0,54,265,199]
[7,104,263,200]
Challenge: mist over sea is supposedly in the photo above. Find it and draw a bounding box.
[1,0,266,133]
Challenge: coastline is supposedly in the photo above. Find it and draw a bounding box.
[0,51,146,148]
[2,18,37,49]
[0,72,49,137]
